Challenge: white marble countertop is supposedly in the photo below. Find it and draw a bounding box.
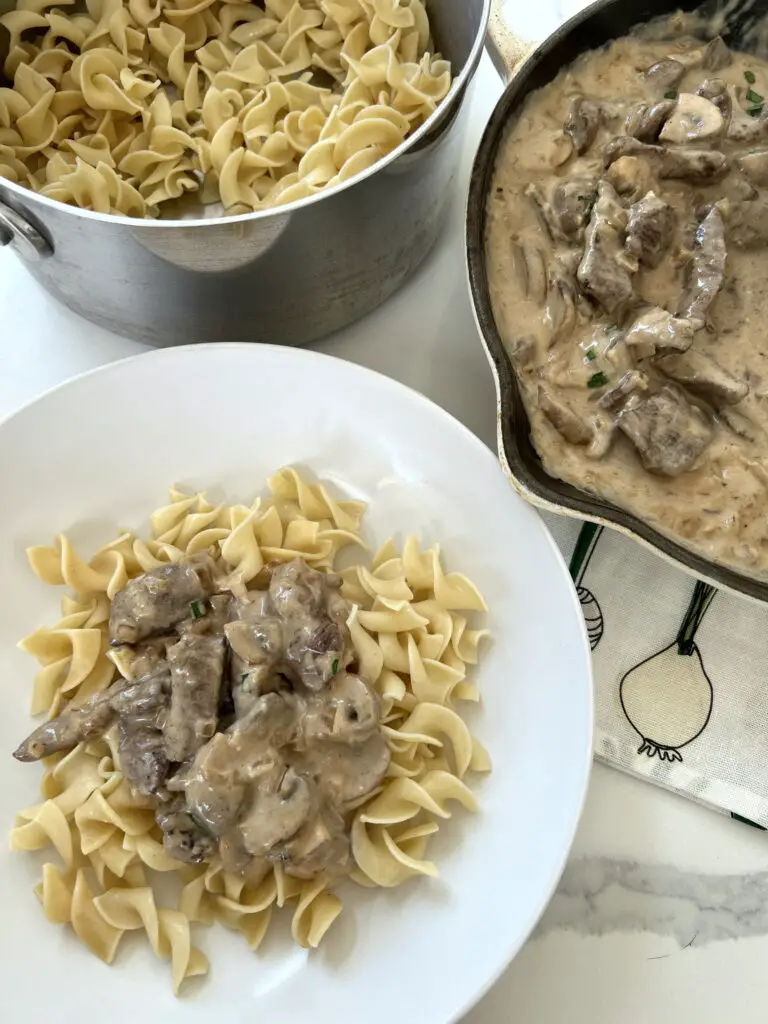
[3,30,768,1024]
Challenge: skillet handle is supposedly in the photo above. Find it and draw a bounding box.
[486,0,539,81]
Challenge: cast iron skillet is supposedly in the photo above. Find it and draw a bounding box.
[467,0,768,603]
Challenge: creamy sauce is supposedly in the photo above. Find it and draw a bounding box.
[485,13,768,576]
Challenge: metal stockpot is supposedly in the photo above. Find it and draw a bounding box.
[0,0,490,345]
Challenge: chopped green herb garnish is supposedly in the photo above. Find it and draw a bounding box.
[331,658,339,674]
[577,193,597,215]
[746,88,764,105]
[587,371,609,389]
[189,812,207,830]
[605,322,619,333]
[748,104,764,118]
[241,673,249,683]
[745,70,757,85]
[189,599,206,619]
[664,88,677,99]
[585,347,597,361]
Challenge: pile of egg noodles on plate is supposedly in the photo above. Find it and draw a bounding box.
[0,0,452,216]
[10,468,491,993]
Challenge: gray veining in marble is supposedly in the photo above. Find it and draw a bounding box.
[535,857,768,944]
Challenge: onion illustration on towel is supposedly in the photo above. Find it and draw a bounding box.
[569,522,605,650]
[619,582,716,762]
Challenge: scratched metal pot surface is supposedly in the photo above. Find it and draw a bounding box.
[468,0,768,603]
[0,0,490,345]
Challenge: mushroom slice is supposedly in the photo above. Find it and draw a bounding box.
[564,96,601,155]
[624,308,694,359]
[537,386,592,445]
[510,239,547,304]
[659,93,724,144]
[738,149,768,186]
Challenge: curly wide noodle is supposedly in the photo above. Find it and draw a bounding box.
[0,0,452,217]
[11,468,492,993]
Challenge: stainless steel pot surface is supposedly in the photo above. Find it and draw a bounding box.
[0,0,490,345]
[467,0,768,603]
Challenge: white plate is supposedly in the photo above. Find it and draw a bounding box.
[0,344,592,1024]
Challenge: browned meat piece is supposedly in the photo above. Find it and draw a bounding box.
[550,178,598,240]
[13,684,118,761]
[721,196,768,248]
[645,59,686,91]
[577,180,634,311]
[269,559,351,691]
[738,149,768,186]
[163,635,225,763]
[538,386,592,445]
[109,562,213,645]
[617,386,713,476]
[678,207,726,325]
[624,308,694,358]
[564,96,601,154]
[659,93,724,144]
[696,79,732,124]
[604,137,729,184]
[703,36,732,71]
[625,192,674,267]
[155,795,217,864]
[655,350,749,407]
[117,666,171,796]
[626,99,676,142]
[598,370,649,411]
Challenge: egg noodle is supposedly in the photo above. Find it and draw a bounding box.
[10,468,491,993]
[0,0,451,216]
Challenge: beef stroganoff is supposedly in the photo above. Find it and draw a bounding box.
[485,14,768,577]
[10,468,490,992]
[0,0,451,216]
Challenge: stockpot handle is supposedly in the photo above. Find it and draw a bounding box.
[0,197,53,260]
[486,0,539,81]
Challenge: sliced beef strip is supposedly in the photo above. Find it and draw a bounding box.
[655,349,749,406]
[155,795,218,864]
[604,137,729,184]
[577,180,634,312]
[117,665,171,796]
[564,96,601,154]
[163,634,225,763]
[109,562,214,645]
[616,385,713,476]
[626,99,676,142]
[625,191,674,267]
[13,666,166,764]
[644,59,686,91]
[624,308,694,358]
[13,682,119,761]
[678,206,727,325]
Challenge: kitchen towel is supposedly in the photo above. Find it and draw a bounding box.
[544,513,768,831]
